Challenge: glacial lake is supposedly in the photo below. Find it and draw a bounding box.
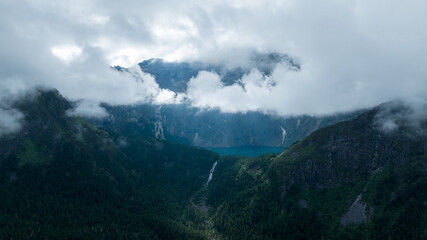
[206,146,285,157]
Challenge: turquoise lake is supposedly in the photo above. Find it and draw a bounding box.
[206,146,285,157]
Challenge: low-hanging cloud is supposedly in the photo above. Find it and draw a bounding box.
[187,69,275,113]
[0,108,24,137]
[0,0,184,119]
[66,100,109,119]
[373,100,427,136]
[0,0,427,121]
[0,81,27,136]
[53,47,183,107]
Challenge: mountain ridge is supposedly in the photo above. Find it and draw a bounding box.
[0,89,218,239]
[206,101,427,239]
[1,89,425,239]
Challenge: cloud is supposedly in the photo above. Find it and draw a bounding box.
[0,108,24,137]
[186,62,425,116]
[66,100,109,119]
[54,49,185,117]
[52,47,183,106]
[373,100,427,136]
[187,69,275,113]
[0,80,28,136]
[51,44,83,63]
[0,0,426,121]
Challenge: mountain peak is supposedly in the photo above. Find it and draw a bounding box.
[16,88,71,118]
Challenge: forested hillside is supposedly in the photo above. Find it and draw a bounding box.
[0,90,218,239]
[1,90,425,239]
[207,103,427,239]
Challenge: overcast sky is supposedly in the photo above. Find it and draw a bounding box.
[1,0,427,127]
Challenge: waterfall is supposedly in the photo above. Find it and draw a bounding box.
[154,121,165,139]
[206,161,218,185]
[280,126,287,144]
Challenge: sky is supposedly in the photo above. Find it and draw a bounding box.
[1,0,427,133]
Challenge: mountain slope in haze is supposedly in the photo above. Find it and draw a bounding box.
[2,89,425,239]
[96,103,361,149]
[106,55,359,151]
[136,52,300,93]
[0,90,218,239]
[206,102,427,239]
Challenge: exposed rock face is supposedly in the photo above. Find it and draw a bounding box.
[340,194,367,226]
[101,58,361,148]
[206,102,427,239]
[298,199,309,209]
[96,103,360,148]
[276,105,427,193]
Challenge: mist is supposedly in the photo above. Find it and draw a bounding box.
[374,100,427,137]
[0,0,426,124]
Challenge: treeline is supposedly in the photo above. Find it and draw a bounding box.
[0,91,218,239]
[206,148,427,239]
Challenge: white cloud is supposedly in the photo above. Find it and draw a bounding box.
[51,44,82,63]
[54,51,183,107]
[154,89,183,105]
[66,100,108,119]
[373,100,427,136]
[88,15,109,25]
[0,108,24,136]
[187,70,274,113]
[0,0,426,119]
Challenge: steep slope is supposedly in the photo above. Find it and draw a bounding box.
[206,103,427,239]
[136,53,299,93]
[96,103,361,148]
[105,56,358,151]
[0,90,218,239]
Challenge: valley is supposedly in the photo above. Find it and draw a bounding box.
[2,1,427,239]
[95,58,362,150]
[1,90,425,239]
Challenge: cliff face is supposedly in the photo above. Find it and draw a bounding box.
[206,102,427,239]
[100,57,357,149]
[2,90,425,239]
[96,103,360,148]
[274,103,427,192]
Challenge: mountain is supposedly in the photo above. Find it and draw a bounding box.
[136,52,300,93]
[2,89,425,239]
[106,55,359,152]
[206,102,427,239]
[95,103,361,149]
[0,90,218,239]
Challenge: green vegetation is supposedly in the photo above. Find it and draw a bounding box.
[0,90,218,239]
[17,138,49,167]
[1,90,425,239]
[207,154,426,239]
[206,107,427,239]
